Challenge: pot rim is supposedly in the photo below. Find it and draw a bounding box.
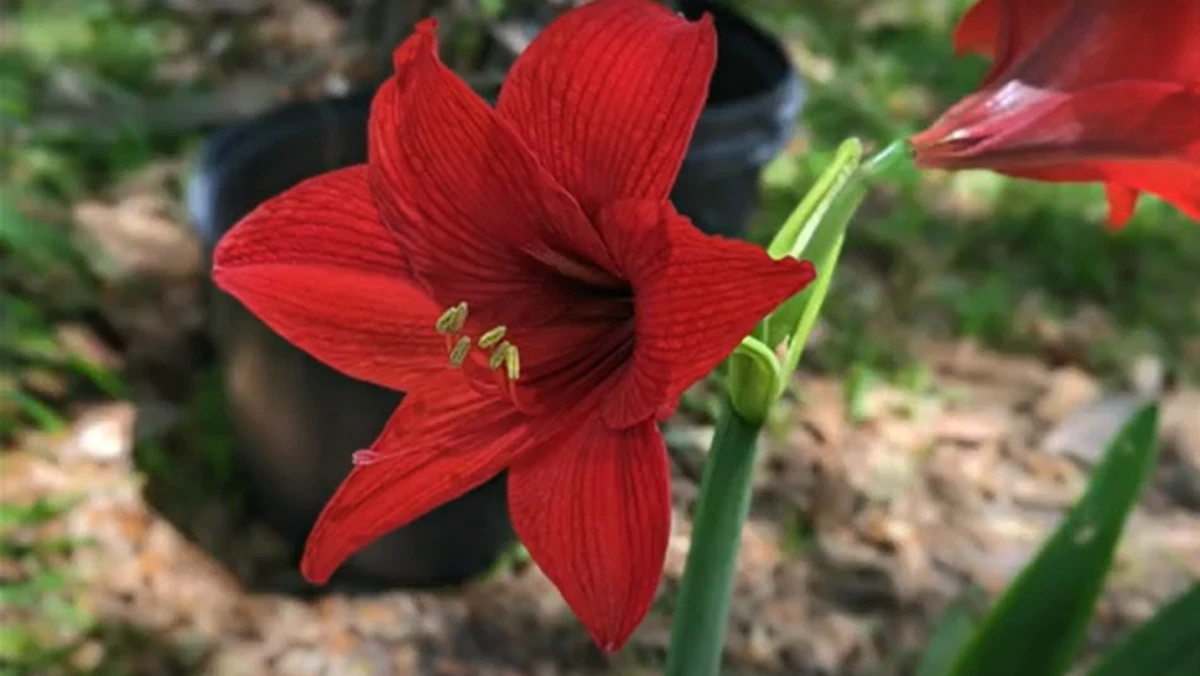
[187,3,804,246]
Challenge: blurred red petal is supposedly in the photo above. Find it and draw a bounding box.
[594,200,815,428]
[212,166,446,392]
[955,0,1200,89]
[300,372,539,583]
[367,20,617,328]
[953,0,1000,58]
[966,0,1071,87]
[507,414,670,653]
[1104,184,1139,229]
[916,82,1197,165]
[1108,160,1200,223]
[495,0,716,217]
[1008,158,1200,227]
[1015,0,1200,88]
[915,82,1200,226]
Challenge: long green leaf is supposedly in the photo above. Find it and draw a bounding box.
[916,596,979,676]
[1087,583,1200,676]
[945,404,1160,676]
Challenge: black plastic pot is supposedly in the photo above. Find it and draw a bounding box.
[187,1,801,589]
[672,0,804,237]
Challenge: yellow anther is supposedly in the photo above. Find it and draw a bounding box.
[504,345,520,381]
[434,308,456,334]
[487,341,511,370]
[450,302,468,331]
[448,336,471,367]
[435,302,468,334]
[478,325,507,349]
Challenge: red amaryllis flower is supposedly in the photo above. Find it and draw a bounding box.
[911,0,1200,228]
[211,0,814,652]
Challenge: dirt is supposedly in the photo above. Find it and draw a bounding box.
[3,2,1198,675]
[4,328,1199,674]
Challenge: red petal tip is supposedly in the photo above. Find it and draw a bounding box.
[393,18,438,71]
[299,556,332,585]
[411,17,437,35]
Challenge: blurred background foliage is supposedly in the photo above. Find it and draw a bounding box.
[1,0,1197,674]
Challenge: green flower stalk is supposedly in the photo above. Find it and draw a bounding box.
[666,138,906,675]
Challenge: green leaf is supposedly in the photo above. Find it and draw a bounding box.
[1087,583,1200,676]
[0,497,74,530]
[478,0,506,18]
[0,192,80,273]
[0,571,69,607]
[0,297,65,362]
[0,389,65,432]
[0,626,40,662]
[945,404,1160,676]
[844,363,876,423]
[916,596,979,676]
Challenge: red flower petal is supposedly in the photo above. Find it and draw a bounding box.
[917,82,1199,165]
[915,82,1200,226]
[953,0,1000,58]
[594,201,816,428]
[1006,158,1200,228]
[1106,159,1200,224]
[368,20,618,328]
[1014,0,1200,89]
[958,0,1071,87]
[300,371,536,583]
[956,0,1200,89]
[495,0,716,217]
[507,318,635,417]
[507,414,670,653]
[212,166,446,392]
[1104,184,1140,229]
[926,1,1200,225]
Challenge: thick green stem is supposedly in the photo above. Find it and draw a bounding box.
[664,399,763,676]
[663,138,908,673]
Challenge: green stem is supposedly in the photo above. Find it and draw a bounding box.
[664,399,763,676]
[863,139,912,177]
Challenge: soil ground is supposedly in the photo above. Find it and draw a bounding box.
[2,1,1198,674]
